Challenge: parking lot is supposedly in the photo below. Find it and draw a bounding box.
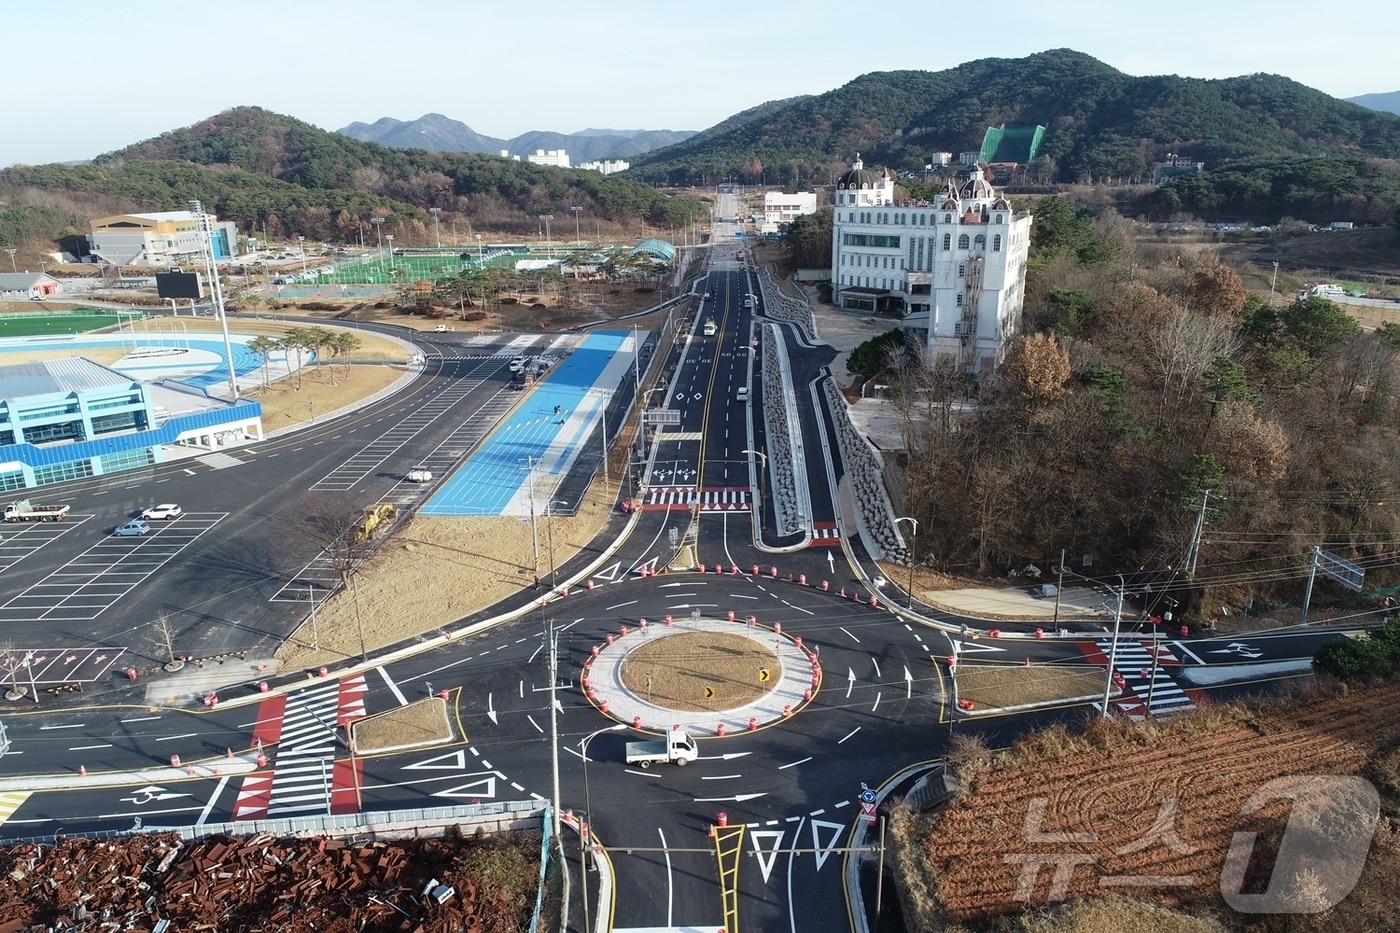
[0,514,227,623]
[0,516,94,573]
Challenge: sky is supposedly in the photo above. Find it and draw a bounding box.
[5,0,1398,168]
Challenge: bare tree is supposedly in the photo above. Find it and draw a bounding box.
[0,646,30,701]
[281,493,383,660]
[148,612,184,672]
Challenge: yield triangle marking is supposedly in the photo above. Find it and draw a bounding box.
[404,749,468,771]
[591,562,623,582]
[749,830,784,883]
[433,775,497,799]
[810,819,845,871]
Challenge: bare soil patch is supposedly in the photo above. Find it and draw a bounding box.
[956,663,1107,711]
[903,683,1400,930]
[619,632,778,712]
[351,697,453,753]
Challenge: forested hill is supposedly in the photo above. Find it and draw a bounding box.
[627,49,1400,187]
[0,107,702,250]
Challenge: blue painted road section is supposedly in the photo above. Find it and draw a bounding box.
[420,330,639,517]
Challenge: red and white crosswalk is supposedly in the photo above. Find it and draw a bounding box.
[640,485,751,512]
[233,674,367,820]
[1081,638,1198,720]
[810,521,841,547]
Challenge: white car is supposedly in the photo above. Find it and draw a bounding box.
[141,503,183,520]
[406,467,433,483]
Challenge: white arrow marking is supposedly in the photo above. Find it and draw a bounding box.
[810,819,846,871]
[956,642,1008,654]
[699,752,753,760]
[487,693,497,724]
[694,793,766,803]
[404,750,468,771]
[904,665,913,699]
[846,668,855,699]
[750,830,785,883]
[434,775,497,799]
[827,551,835,571]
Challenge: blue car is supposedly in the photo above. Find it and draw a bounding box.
[113,520,151,537]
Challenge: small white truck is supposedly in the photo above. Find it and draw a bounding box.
[4,499,71,523]
[625,728,699,769]
[702,318,717,337]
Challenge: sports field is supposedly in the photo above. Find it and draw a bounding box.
[307,250,530,287]
[0,310,136,338]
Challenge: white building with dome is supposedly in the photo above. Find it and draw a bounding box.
[830,155,1033,374]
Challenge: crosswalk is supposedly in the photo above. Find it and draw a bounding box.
[1097,638,1196,719]
[640,485,751,512]
[233,675,366,820]
[810,521,841,547]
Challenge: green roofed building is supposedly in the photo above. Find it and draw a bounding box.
[978,124,1046,165]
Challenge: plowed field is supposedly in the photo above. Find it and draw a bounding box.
[926,686,1400,925]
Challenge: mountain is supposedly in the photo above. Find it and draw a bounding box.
[337,114,505,153]
[336,113,696,161]
[1348,90,1400,116]
[625,49,1400,188]
[0,107,704,250]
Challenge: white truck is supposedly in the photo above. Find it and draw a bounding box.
[4,499,71,523]
[702,318,717,337]
[625,728,698,769]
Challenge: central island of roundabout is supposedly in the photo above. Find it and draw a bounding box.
[581,612,821,735]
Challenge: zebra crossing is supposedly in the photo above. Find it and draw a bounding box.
[810,521,841,547]
[640,485,751,511]
[233,675,366,820]
[1097,638,1196,719]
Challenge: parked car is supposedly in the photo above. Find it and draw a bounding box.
[140,503,183,520]
[406,467,433,483]
[113,520,151,537]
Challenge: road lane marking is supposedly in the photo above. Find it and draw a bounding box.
[658,827,675,927]
[156,733,198,742]
[119,716,161,723]
[196,775,230,826]
[778,757,811,769]
[701,774,741,780]
[838,727,860,744]
[377,666,407,705]
[68,743,112,751]
[840,627,860,643]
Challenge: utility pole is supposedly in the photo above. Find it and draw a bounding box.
[1100,576,1125,717]
[1184,490,1216,575]
[1300,546,1321,626]
[1052,548,1066,628]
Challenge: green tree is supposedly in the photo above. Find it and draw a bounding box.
[846,329,907,379]
[247,335,279,390]
[1279,296,1362,357]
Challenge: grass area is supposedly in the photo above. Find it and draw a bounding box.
[619,632,778,712]
[956,662,1108,710]
[351,697,453,753]
[0,310,134,336]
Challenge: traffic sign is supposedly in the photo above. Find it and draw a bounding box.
[859,787,878,825]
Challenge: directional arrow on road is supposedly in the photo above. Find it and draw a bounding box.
[487,693,498,724]
[846,668,855,699]
[699,752,752,761]
[694,793,766,803]
[904,665,913,699]
[955,642,1007,655]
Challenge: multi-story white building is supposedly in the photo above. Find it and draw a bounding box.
[88,211,237,266]
[763,191,817,226]
[577,158,630,175]
[830,155,1033,375]
[526,149,571,168]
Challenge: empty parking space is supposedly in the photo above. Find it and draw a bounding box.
[0,515,94,573]
[0,514,227,623]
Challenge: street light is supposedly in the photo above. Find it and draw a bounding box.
[578,723,628,933]
[385,234,395,270]
[546,500,569,589]
[5,249,15,274]
[21,651,36,706]
[895,517,919,608]
[742,448,767,515]
[297,236,307,277]
[429,207,442,249]
[475,233,484,264]
[571,206,583,247]
[539,213,554,252]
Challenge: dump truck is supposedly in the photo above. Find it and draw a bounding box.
[625,728,698,769]
[4,499,71,522]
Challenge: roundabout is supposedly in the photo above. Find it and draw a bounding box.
[581,613,822,734]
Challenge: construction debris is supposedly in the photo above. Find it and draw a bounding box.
[0,829,538,933]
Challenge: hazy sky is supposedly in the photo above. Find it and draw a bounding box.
[5,0,1396,167]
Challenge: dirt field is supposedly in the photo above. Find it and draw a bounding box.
[907,684,1400,930]
[352,697,453,753]
[1215,226,1400,287]
[619,632,777,712]
[956,663,1108,711]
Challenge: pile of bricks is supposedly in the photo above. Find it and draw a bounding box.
[0,831,533,933]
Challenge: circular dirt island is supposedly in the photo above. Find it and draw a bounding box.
[619,631,780,712]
